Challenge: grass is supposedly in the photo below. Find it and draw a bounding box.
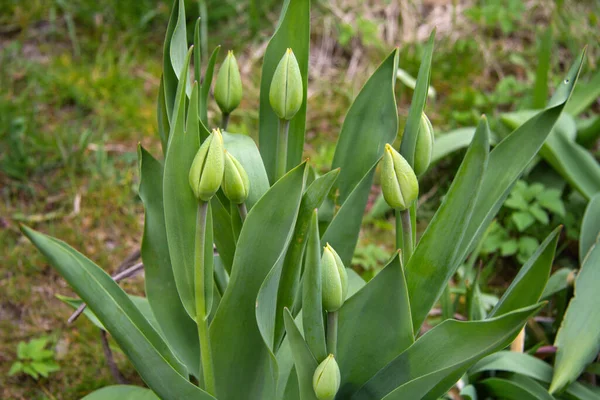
[1,0,598,398]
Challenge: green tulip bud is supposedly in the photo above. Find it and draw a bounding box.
[222,150,250,204]
[321,243,349,312]
[269,48,303,120]
[381,143,419,210]
[313,354,341,400]
[414,112,434,176]
[189,129,225,202]
[214,50,243,115]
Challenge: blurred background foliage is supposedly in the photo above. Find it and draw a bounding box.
[1,0,599,398]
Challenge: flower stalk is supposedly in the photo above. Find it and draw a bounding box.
[276,118,290,180]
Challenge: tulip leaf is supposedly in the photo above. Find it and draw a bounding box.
[162,0,187,122]
[157,77,170,154]
[502,111,600,201]
[81,385,160,400]
[337,253,413,398]
[489,226,560,317]
[210,164,306,400]
[284,308,319,400]
[456,51,584,266]
[406,116,490,332]
[302,210,327,362]
[138,145,201,375]
[551,242,600,393]
[210,196,235,273]
[322,162,378,267]
[258,0,310,183]
[200,46,221,130]
[21,227,215,400]
[353,303,543,400]
[399,31,435,167]
[331,49,398,204]
[222,131,270,209]
[477,375,555,400]
[57,295,161,335]
[565,68,600,117]
[274,169,340,346]
[470,351,600,400]
[580,193,600,265]
[163,48,200,320]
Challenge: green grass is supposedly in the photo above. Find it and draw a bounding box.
[1,0,598,398]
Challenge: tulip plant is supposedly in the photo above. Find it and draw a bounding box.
[22,1,588,399]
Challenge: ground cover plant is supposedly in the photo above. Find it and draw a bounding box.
[16,0,600,399]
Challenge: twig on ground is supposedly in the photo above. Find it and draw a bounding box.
[100,329,128,384]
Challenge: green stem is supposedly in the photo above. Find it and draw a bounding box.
[275,119,290,181]
[195,201,216,395]
[397,208,413,265]
[326,311,338,357]
[237,202,247,222]
[221,112,230,131]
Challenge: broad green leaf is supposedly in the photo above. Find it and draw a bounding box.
[138,146,200,375]
[302,210,327,362]
[399,31,435,167]
[21,227,214,400]
[81,385,160,400]
[577,115,600,146]
[258,0,310,183]
[478,375,555,400]
[512,211,535,232]
[57,295,161,335]
[580,193,600,264]
[200,46,221,129]
[565,68,600,117]
[222,131,270,209]
[321,163,377,266]
[470,351,599,400]
[352,303,543,400]
[284,309,319,400]
[163,49,199,319]
[456,52,584,265]
[542,267,575,298]
[431,127,476,164]
[157,77,170,154]
[331,49,398,203]
[531,26,552,109]
[551,243,600,393]
[275,169,340,346]
[502,111,600,200]
[210,164,306,400]
[162,0,187,122]
[406,117,490,332]
[396,67,436,98]
[337,253,413,398]
[490,227,560,317]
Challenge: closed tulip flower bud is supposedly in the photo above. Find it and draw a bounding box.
[321,243,349,312]
[414,112,434,176]
[269,48,303,120]
[222,151,250,204]
[189,129,225,201]
[214,51,242,115]
[381,143,419,210]
[313,354,341,400]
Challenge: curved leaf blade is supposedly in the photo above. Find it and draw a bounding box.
[477,375,555,400]
[21,227,214,400]
[580,193,600,264]
[490,226,560,317]
[139,146,200,376]
[456,52,585,264]
[331,49,399,204]
[210,164,306,400]
[353,304,543,400]
[551,242,600,393]
[337,253,413,398]
[406,117,490,332]
[284,308,319,400]
[81,385,160,400]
